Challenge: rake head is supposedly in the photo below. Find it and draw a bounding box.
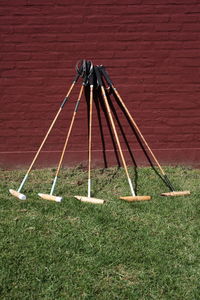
[74,195,105,204]
[120,195,151,202]
[161,191,190,197]
[38,193,62,202]
[9,189,26,200]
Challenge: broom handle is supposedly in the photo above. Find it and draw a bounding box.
[113,88,166,175]
[18,79,78,192]
[26,81,76,174]
[100,66,165,176]
[101,85,135,196]
[55,84,84,177]
[113,87,176,191]
[49,84,84,196]
[88,84,94,198]
[99,66,175,191]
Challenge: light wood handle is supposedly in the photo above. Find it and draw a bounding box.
[113,87,166,176]
[88,85,93,182]
[55,84,84,177]
[101,86,132,183]
[26,81,76,175]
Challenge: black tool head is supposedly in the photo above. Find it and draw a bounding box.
[75,59,93,85]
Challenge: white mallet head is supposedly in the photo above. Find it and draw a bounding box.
[9,189,26,200]
[38,193,62,202]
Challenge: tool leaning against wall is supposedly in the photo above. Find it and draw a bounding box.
[9,60,190,203]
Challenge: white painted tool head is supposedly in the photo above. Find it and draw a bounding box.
[74,195,105,204]
[38,193,62,202]
[9,189,26,200]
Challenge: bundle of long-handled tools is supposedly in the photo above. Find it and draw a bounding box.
[9,60,190,203]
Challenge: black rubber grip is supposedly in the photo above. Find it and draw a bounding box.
[75,100,80,112]
[74,73,80,84]
[89,69,94,86]
[163,174,175,191]
[94,66,103,86]
[100,66,113,86]
[61,96,68,109]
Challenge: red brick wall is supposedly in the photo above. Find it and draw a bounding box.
[0,0,200,169]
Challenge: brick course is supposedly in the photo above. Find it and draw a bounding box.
[0,0,200,168]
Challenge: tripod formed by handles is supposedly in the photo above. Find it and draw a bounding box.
[9,60,190,203]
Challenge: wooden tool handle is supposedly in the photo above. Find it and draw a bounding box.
[55,85,84,177]
[26,81,76,175]
[88,85,93,193]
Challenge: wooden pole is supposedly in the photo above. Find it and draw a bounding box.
[88,84,94,198]
[55,85,84,178]
[100,85,136,197]
[17,80,76,192]
[113,87,166,176]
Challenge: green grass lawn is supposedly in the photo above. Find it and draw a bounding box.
[0,166,199,300]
